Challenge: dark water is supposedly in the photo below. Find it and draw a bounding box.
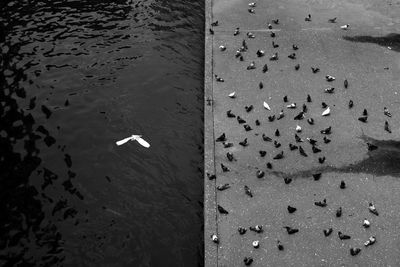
[0,0,204,266]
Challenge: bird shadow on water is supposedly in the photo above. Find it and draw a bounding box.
[343,33,400,52]
[270,134,400,179]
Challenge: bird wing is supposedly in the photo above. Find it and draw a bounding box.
[132,135,150,148]
[116,136,135,146]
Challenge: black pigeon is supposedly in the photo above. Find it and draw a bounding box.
[288,53,296,59]
[249,225,263,233]
[218,205,229,214]
[245,105,253,112]
[367,142,378,151]
[293,44,299,50]
[274,141,281,148]
[323,137,331,144]
[244,185,253,197]
[307,94,312,102]
[311,67,320,73]
[307,118,314,125]
[239,55,244,61]
[41,105,52,118]
[270,32,276,37]
[299,146,308,157]
[313,173,322,181]
[315,198,327,207]
[255,120,260,126]
[216,133,226,142]
[242,40,248,50]
[227,110,235,118]
[217,183,230,191]
[223,142,233,148]
[295,134,303,142]
[384,107,392,117]
[321,102,328,108]
[340,180,346,189]
[237,116,246,124]
[259,150,267,157]
[283,96,288,102]
[328,17,337,23]
[349,100,354,108]
[358,116,368,123]
[336,207,342,217]
[259,82,264,89]
[211,21,218,26]
[256,50,265,57]
[226,152,235,161]
[318,157,326,164]
[323,228,333,237]
[209,28,214,35]
[289,143,298,150]
[277,110,285,120]
[302,104,308,113]
[221,164,230,172]
[270,52,278,60]
[275,129,280,137]
[248,8,255,13]
[287,205,297,213]
[363,109,368,116]
[244,257,253,266]
[305,14,311,21]
[238,227,247,235]
[256,170,265,178]
[273,151,284,160]
[272,41,279,48]
[308,138,317,145]
[277,240,284,251]
[207,173,216,180]
[295,64,300,70]
[273,19,279,24]
[284,226,299,235]
[385,121,391,133]
[294,111,305,120]
[244,124,252,131]
[350,248,361,256]
[320,126,332,135]
[284,177,292,184]
[344,79,348,88]
[312,146,321,153]
[338,231,351,240]
[268,115,276,122]
[266,162,272,169]
[28,97,36,110]
[262,64,268,73]
[262,134,272,142]
[239,138,248,146]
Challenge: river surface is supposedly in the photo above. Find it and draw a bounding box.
[0,1,204,266]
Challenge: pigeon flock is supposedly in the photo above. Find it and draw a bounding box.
[206,2,395,266]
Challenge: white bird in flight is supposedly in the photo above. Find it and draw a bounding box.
[116,135,150,148]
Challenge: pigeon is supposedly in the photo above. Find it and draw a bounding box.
[315,198,327,207]
[234,27,240,36]
[324,87,335,93]
[217,183,231,191]
[318,157,326,164]
[262,134,272,142]
[239,138,248,147]
[293,44,299,50]
[367,142,378,151]
[211,234,219,243]
[270,52,278,60]
[250,225,263,233]
[221,164,230,172]
[284,226,299,234]
[307,138,317,145]
[311,67,320,73]
[218,205,229,214]
[256,170,265,178]
[273,151,284,159]
[307,118,314,125]
[273,19,279,24]
[288,143,297,150]
[214,75,224,82]
[368,203,379,216]
[358,116,368,123]
[362,219,370,228]
[323,228,333,237]
[284,177,292,184]
[338,231,351,240]
[295,64,300,70]
[255,120,260,126]
[384,107,392,117]
[262,64,268,73]
[244,257,253,266]
[248,2,256,7]
[266,162,273,169]
[244,124,252,131]
[302,104,308,113]
[268,23,273,29]
[312,146,321,153]
[299,146,308,157]
[296,125,302,132]
[328,17,337,23]
[307,94,312,102]
[268,115,276,122]
[364,236,376,247]
[226,152,235,161]
[344,79,348,88]
[209,28,214,35]
[313,173,322,180]
[320,126,332,134]
[363,109,368,116]
[275,129,280,137]
[274,140,281,148]
[322,102,328,108]
[216,133,226,142]
[248,8,255,14]
[219,45,226,51]
[350,248,361,256]
[272,41,279,48]
[270,32,276,37]
[247,61,256,70]
[305,14,311,21]
[294,111,305,120]
[385,121,391,133]
[277,110,285,120]
[277,240,284,251]
[340,180,346,189]
[323,137,331,144]
[348,100,354,108]
[283,96,288,102]
[259,82,264,89]
[227,112,237,122]
[295,134,304,142]
[340,24,350,30]
[228,92,236,98]
[287,205,297,213]
[237,116,246,124]
[245,105,254,112]
[238,227,247,235]
[288,53,296,59]
[223,142,233,148]
[322,107,331,116]
[211,21,219,26]
[41,105,52,118]
[247,32,255,38]
[252,240,260,248]
[244,185,253,197]
[325,75,335,81]
[207,173,216,180]
[259,150,267,157]
[336,207,342,217]
[256,50,265,57]
[287,103,297,109]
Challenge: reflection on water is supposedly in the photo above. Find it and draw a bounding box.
[343,33,400,52]
[270,135,400,179]
[0,0,204,266]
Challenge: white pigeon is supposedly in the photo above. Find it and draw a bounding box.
[116,135,150,148]
[228,92,236,98]
[340,24,350,30]
[263,101,271,110]
[322,107,331,116]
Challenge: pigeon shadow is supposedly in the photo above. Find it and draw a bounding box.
[343,33,400,52]
[270,135,400,179]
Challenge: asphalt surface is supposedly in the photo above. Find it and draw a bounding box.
[205,0,400,266]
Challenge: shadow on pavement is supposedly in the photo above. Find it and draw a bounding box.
[343,33,400,52]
